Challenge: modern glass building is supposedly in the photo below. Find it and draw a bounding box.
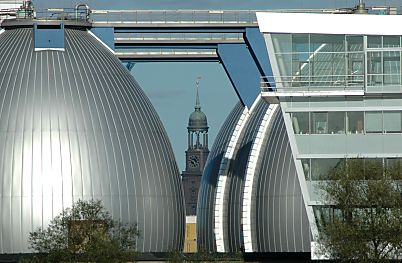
[197,9,402,259]
[258,11,402,256]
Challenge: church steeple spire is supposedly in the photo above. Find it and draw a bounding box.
[182,76,210,216]
[195,77,201,111]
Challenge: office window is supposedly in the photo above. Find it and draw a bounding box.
[328,112,345,134]
[346,35,364,51]
[365,111,383,133]
[310,34,345,53]
[348,53,364,84]
[383,51,400,85]
[347,111,364,134]
[367,52,382,86]
[383,111,401,133]
[312,112,328,134]
[311,159,344,180]
[313,206,343,229]
[383,36,400,48]
[292,112,310,134]
[367,36,382,48]
[301,159,310,180]
[292,34,309,53]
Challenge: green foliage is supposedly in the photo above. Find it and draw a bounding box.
[317,158,402,262]
[22,199,140,263]
[167,247,244,263]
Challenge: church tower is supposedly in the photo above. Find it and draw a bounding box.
[182,79,209,216]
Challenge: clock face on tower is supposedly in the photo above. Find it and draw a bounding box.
[188,155,200,168]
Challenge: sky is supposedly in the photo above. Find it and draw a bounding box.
[30,0,402,171]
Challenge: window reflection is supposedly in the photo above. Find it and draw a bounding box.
[291,111,402,135]
[312,112,328,134]
[386,158,402,179]
[292,112,310,134]
[365,111,383,133]
[384,111,401,133]
[304,157,402,181]
[328,112,345,134]
[347,112,364,134]
[311,159,344,180]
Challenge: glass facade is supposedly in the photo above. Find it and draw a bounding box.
[291,111,402,134]
[271,33,364,90]
[302,157,402,181]
[264,24,402,256]
[271,34,402,92]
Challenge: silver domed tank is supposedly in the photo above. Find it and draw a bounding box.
[0,19,184,253]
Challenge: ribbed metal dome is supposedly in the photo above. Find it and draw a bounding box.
[0,25,184,253]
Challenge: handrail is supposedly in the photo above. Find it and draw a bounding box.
[261,74,366,91]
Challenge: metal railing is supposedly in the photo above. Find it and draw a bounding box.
[261,75,365,92]
[114,32,243,41]
[90,6,402,24]
[33,8,90,21]
[91,9,259,24]
[115,48,216,55]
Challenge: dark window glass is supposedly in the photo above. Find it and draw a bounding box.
[328,112,345,134]
[301,159,310,180]
[310,34,345,53]
[292,112,310,134]
[367,36,382,48]
[346,35,364,51]
[312,112,328,134]
[347,112,364,134]
[311,159,344,180]
[383,36,400,48]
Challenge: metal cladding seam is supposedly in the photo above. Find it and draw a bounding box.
[197,98,311,253]
[196,101,243,252]
[255,109,311,252]
[0,27,184,253]
[225,98,269,252]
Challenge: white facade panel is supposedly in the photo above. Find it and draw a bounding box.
[257,12,402,35]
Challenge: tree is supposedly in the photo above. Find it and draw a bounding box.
[23,199,140,263]
[316,158,402,262]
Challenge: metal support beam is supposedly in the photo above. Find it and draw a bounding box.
[244,27,273,80]
[217,43,262,108]
[91,23,273,107]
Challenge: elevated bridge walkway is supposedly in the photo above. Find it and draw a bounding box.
[88,9,272,106]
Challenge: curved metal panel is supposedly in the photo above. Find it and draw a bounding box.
[219,98,269,252]
[255,110,311,252]
[196,102,243,252]
[242,103,278,252]
[0,27,184,253]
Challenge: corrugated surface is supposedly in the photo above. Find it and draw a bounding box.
[0,27,184,253]
[224,99,269,252]
[196,102,243,252]
[255,110,311,252]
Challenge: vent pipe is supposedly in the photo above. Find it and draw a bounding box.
[354,0,368,14]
